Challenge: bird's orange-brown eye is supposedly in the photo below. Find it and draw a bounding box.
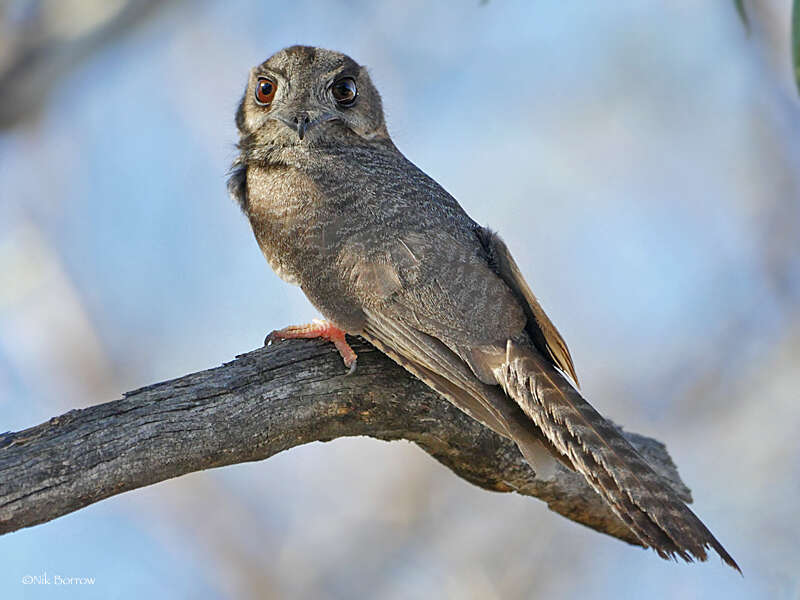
[331,77,357,106]
[255,77,276,105]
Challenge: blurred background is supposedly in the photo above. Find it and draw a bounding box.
[1,0,798,598]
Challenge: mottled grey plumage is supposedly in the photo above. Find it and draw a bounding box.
[230,45,738,570]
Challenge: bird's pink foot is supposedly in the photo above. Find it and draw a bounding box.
[266,319,357,374]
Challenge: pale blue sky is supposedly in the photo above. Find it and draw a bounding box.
[1,1,798,598]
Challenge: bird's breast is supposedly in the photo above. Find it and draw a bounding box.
[245,165,324,286]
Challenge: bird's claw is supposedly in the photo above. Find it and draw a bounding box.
[262,320,358,374]
[345,357,357,376]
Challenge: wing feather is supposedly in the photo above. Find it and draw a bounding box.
[476,227,580,387]
[362,308,567,477]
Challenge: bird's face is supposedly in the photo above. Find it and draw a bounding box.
[236,46,388,153]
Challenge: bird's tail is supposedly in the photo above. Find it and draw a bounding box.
[496,341,740,571]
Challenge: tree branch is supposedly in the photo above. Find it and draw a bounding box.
[0,338,693,544]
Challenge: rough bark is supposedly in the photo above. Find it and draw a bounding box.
[0,338,692,544]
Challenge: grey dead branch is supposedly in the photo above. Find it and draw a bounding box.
[0,338,692,546]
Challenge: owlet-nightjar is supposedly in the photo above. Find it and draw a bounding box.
[228,45,738,571]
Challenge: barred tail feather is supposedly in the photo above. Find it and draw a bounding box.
[499,342,740,572]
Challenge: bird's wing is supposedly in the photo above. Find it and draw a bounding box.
[341,225,579,384]
[342,228,739,570]
[341,229,570,474]
[340,227,528,348]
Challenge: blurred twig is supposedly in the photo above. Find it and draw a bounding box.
[733,0,800,93]
[0,338,693,549]
[0,0,173,128]
[734,0,750,32]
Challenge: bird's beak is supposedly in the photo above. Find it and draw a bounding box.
[272,110,336,141]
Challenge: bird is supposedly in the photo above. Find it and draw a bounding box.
[228,45,739,571]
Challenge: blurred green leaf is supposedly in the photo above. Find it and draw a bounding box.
[734,0,750,31]
[793,0,800,94]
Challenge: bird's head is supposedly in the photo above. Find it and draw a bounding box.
[235,46,389,157]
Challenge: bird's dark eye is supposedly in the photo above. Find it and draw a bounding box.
[331,77,357,106]
[255,77,276,105]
